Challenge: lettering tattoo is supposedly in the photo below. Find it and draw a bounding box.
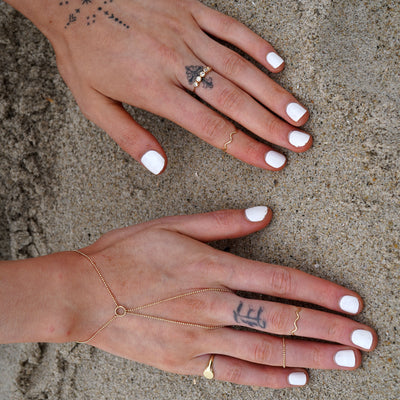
[58,0,130,29]
[185,66,214,89]
[233,301,266,329]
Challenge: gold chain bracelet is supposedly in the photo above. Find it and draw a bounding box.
[73,250,232,343]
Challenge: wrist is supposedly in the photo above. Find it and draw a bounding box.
[3,0,66,43]
[0,250,108,344]
[0,252,76,343]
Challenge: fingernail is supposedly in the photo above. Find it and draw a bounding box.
[141,150,165,175]
[265,151,286,169]
[351,329,373,350]
[289,131,311,148]
[266,52,284,69]
[339,295,360,314]
[286,103,307,122]
[245,206,269,222]
[334,350,356,367]
[288,372,307,386]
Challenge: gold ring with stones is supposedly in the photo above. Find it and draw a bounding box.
[193,66,212,92]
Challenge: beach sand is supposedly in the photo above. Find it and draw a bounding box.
[0,0,399,398]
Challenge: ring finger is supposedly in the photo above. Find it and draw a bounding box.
[205,329,363,370]
[161,87,288,170]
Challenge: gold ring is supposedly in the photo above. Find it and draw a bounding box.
[282,338,286,368]
[193,66,212,92]
[203,354,215,379]
[222,130,237,152]
[290,308,301,336]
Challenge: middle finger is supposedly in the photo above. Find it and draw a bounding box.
[194,33,310,126]
[216,295,376,351]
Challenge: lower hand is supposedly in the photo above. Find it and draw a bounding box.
[61,207,377,388]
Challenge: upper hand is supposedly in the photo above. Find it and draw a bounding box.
[45,0,312,174]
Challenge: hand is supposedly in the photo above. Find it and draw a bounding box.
[59,207,376,388]
[8,0,312,174]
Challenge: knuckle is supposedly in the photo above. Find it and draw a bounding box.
[201,116,229,142]
[184,295,209,311]
[165,15,186,37]
[269,308,290,332]
[204,294,222,317]
[265,116,282,136]
[78,101,95,121]
[224,365,243,383]
[217,87,244,110]
[217,14,237,35]
[156,43,180,65]
[310,345,323,366]
[190,252,223,279]
[270,268,292,296]
[253,339,273,363]
[245,140,263,160]
[181,328,203,347]
[163,357,182,371]
[327,322,343,339]
[222,53,246,76]
[211,210,233,229]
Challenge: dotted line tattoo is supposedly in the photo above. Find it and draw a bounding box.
[59,0,130,29]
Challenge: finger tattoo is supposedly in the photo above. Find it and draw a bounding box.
[185,66,214,89]
[233,301,266,329]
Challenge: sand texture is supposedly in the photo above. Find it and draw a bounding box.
[0,0,399,399]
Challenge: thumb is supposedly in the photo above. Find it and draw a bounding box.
[80,93,167,175]
[157,207,273,242]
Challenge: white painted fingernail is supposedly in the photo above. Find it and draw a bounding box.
[288,372,307,386]
[286,103,307,122]
[245,206,269,222]
[141,150,165,175]
[339,296,360,314]
[265,151,286,169]
[334,350,356,367]
[289,131,311,148]
[266,52,284,69]
[351,330,373,350]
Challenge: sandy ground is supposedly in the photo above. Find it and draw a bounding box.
[0,0,399,399]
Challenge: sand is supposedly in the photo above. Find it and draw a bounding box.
[0,0,399,398]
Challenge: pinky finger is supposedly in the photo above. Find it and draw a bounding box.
[190,355,308,388]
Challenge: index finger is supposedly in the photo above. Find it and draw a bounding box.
[217,255,364,316]
[193,3,286,73]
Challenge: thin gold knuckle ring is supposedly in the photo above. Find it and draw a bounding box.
[222,130,237,152]
[203,354,215,379]
[282,337,286,368]
[290,308,301,336]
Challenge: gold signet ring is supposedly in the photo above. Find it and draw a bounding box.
[203,354,215,379]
